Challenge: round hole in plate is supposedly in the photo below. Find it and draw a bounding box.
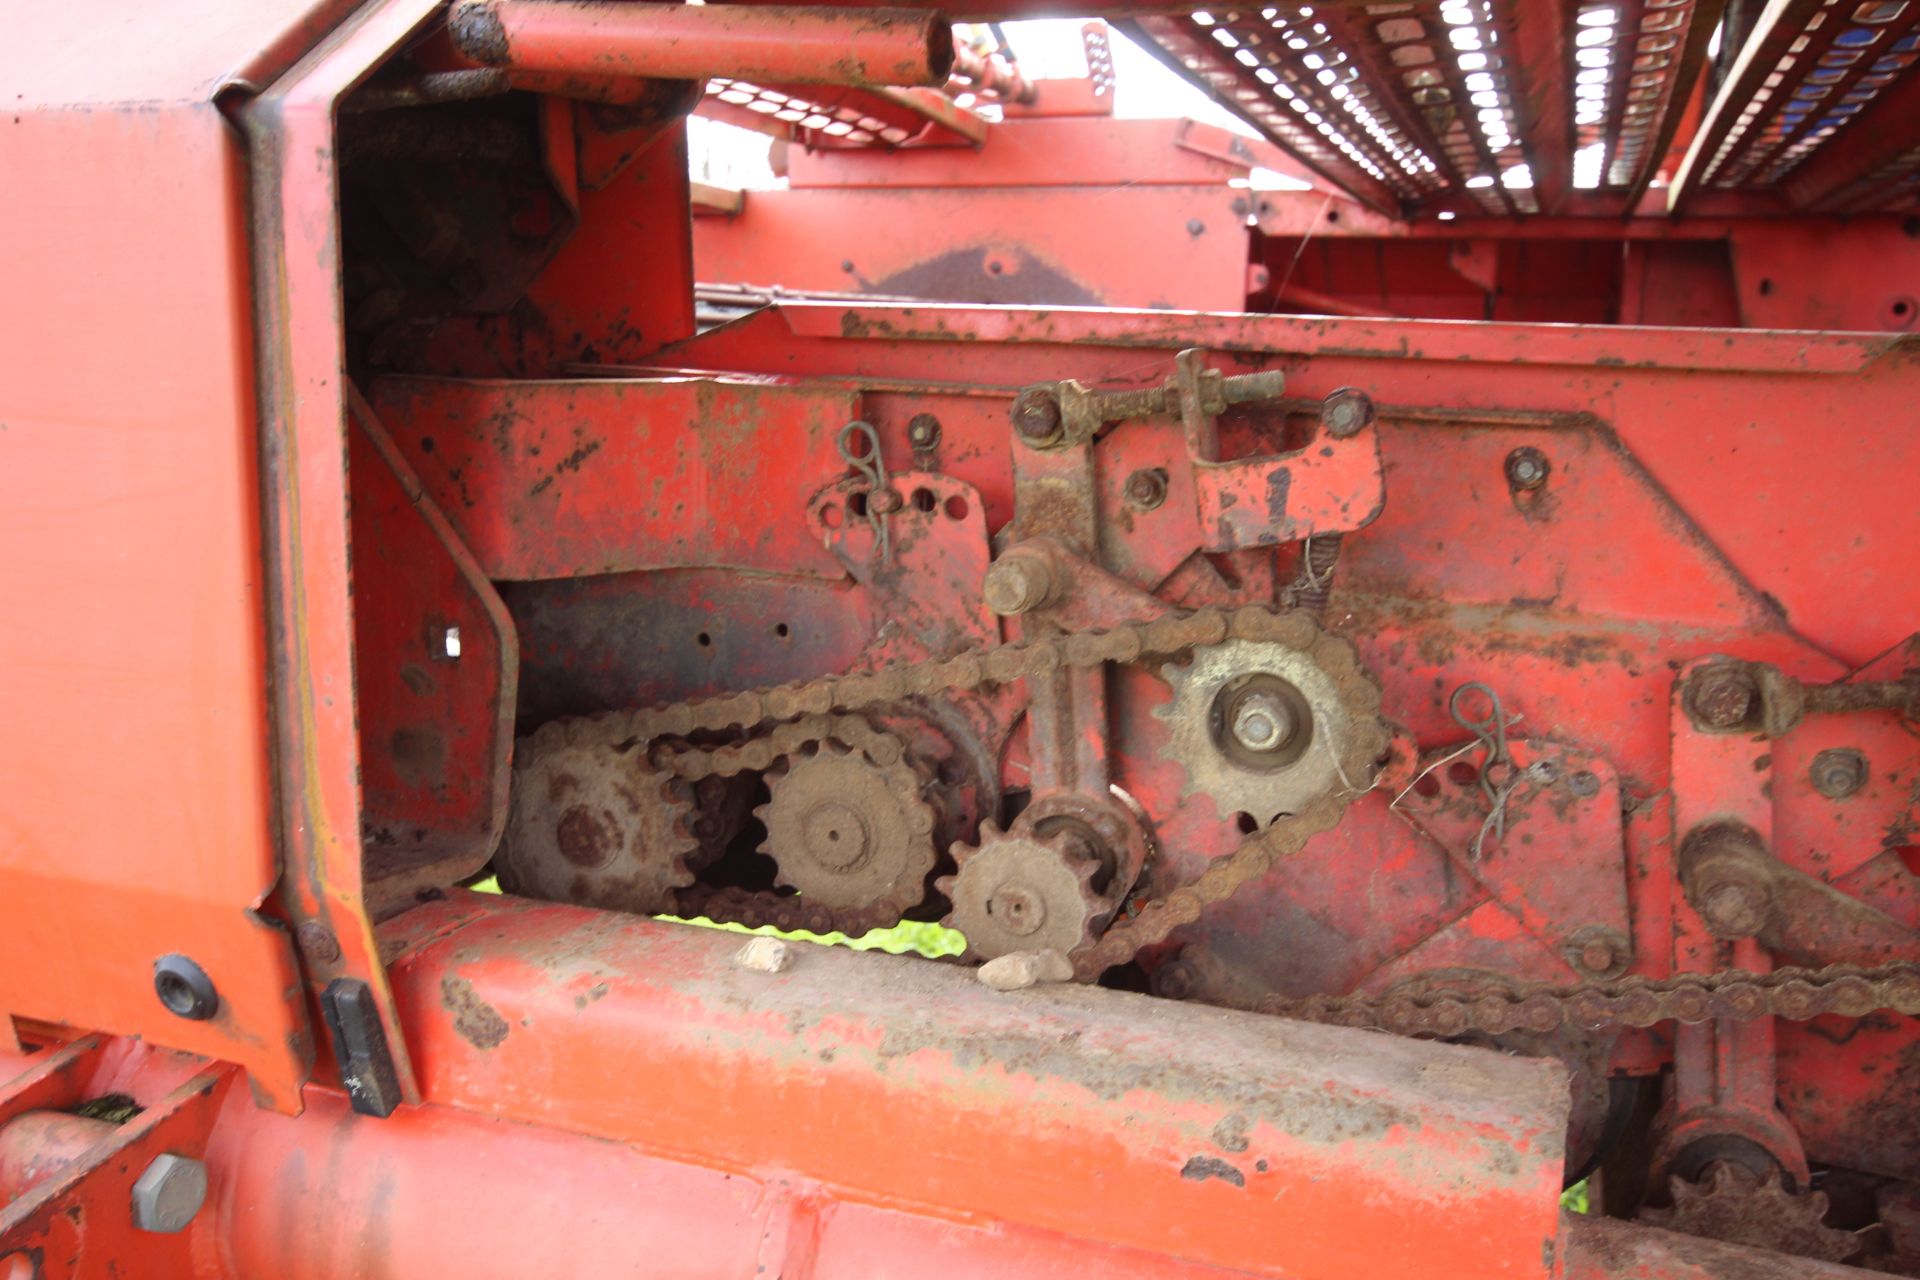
[945,495,970,520]
[775,622,790,639]
[697,632,713,648]
[912,487,936,512]
[1235,812,1259,834]
[1447,760,1481,786]
[1412,773,1442,798]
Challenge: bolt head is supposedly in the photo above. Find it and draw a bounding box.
[983,554,1054,616]
[1011,389,1063,446]
[906,414,941,449]
[1321,388,1375,439]
[1568,770,1601,798]
[131,1154,208,1234]
[1689,666,1758,730]
[1505,447,1550,491]
[1124,468,1168,511]
[1810,748,1868,799]
[1230,692,1297,754]
[295,921,342,967]
[1579,940,1616,973]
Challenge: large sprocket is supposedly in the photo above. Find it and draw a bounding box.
[1154,627,1382,828]
[497,731,697,916]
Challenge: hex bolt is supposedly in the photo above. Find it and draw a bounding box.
[1505,447,1551,491]
[1230,691,1297,754]
[1124,468,1168,511]
[1010,388,1063,447]
[152,954,220,1022]
[1810,748,1869,799]
[983,548,1059,617]
[131,1153,208,1233]
[1320,388,1375,439]
[1687,664,1759,731]
[906,413,941,451]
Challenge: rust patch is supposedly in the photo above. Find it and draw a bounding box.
[441,975,510,1050]
[1181,1155,1246,1187]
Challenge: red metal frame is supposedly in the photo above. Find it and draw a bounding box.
[4,1,1920,1277]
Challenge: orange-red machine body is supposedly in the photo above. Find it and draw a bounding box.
[3,1,1919,1278]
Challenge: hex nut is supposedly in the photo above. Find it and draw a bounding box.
[1321,388,1375,439]
[131,1153,208,1233]
[1810,747,1868,799]
[906,413,941,450]
[1123,467,1169,511]
[1010,388,1063,446]
[1686,664,1759,732]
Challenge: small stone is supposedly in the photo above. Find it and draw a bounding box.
[735,936,795,974]
[976,950,1074,992]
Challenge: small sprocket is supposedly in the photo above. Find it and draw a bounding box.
[938,818,1110,960]
[1643,1161,1861,1264]
[497,732,697,916]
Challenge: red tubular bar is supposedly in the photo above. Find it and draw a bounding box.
[448,0,956,88]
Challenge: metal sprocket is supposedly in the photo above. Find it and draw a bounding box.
[498,735,697,916]
[1154,634,1377,827]
[1643,1161,1861,1264]
[938,818,1109,960]
[755,726,938,917]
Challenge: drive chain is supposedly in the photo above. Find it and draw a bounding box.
[519,603,1920,1031]
[1262,961,1920,1037]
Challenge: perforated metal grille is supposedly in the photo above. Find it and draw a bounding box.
[1693,1,1920,191]
[703,80,916,147]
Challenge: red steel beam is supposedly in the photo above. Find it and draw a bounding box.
[448,1,956,88]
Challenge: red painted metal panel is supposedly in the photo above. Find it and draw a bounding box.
[366,376,863,580]
[0,102,309,1105]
